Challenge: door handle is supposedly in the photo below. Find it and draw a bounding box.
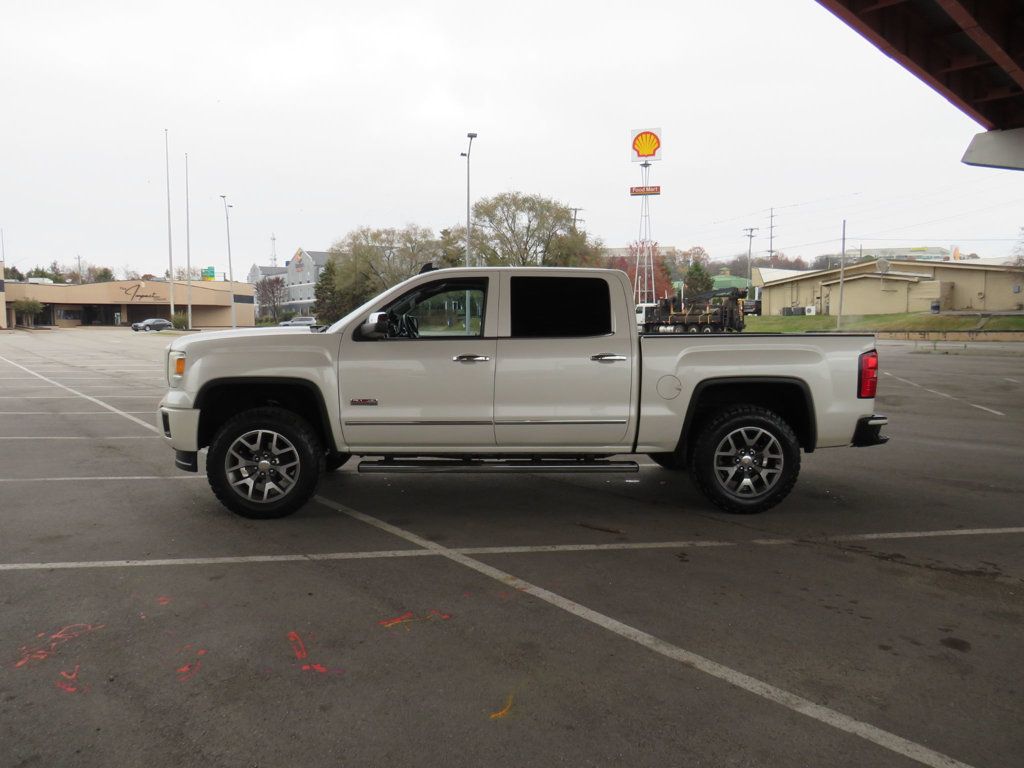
[590,353,627,362]
[453,354,491,362]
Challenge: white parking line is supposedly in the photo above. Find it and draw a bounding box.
[0,475,203,482]
[833,527,1024,541]
[0,550,432,571]
[0,411,156,415]
[0,436,160,440]
[1006,377,1020,384]
[0,395,159,399]
[313,495,977,768]
[883,371,1004,417]
[4,524,1021,569]
[969,403,1006,416]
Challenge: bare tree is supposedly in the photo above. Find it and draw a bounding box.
[255,276,287,320]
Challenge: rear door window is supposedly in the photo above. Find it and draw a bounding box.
[510,277,611,338]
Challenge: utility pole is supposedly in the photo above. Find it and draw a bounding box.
[570,207,584,231]
[164,129,176,318]
[184,153,193,330]
[270,233,277,267]
[767,207,776,264]
[220,195,237,329]
[837,219,847,330]
[77,254,83,284]
[743,227,758,284]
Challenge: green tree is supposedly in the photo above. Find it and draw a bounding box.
[12,298,44,327]
[3,264,24,281]
[544,229,605,267]
[312,260,347,325]
[471,192,573,265]
[87,266,116,282]
[684,261,714,300]
[437,227,466,268]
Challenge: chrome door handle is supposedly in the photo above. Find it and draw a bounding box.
[453,354,491,362]
[590,353,627,362]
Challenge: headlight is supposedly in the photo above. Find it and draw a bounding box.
[168,352,186,386]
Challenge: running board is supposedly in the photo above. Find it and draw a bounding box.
[357,458,639,474]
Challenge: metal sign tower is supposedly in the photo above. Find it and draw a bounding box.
[629,128,663,308]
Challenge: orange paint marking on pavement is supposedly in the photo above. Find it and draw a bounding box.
[55,665,86,694]
[489,694,514,720]
[13,624,105,669]
[378,610,452,630]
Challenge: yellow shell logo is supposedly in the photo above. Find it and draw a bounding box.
[632,131,660,158]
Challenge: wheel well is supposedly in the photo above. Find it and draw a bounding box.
[680,379,815,464]
[195,380,335,452]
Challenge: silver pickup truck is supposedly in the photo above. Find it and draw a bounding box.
[158,267,887,519]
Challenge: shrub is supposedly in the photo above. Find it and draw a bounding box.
[172,312,188,330]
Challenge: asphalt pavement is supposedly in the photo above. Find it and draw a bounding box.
[0,328,1021,768]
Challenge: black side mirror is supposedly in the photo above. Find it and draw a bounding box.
[359,311,389,339]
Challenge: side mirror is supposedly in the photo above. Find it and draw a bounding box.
[359,311,389,339]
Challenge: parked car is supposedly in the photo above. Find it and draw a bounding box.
[279,316,318,327]
[132,318,173,332]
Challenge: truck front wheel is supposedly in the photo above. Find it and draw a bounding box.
[691,406,800,514]
[206,407,323,519]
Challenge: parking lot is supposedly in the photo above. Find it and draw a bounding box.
[0,328,1021,768]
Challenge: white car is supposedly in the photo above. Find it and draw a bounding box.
[279,316,317,327]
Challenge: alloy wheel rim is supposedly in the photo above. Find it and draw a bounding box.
[225,429,300,503]
[713,426,784,498]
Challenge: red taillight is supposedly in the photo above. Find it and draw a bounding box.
[858,350,879,399]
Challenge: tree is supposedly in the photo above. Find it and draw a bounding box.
[1013,226,1024,266]
[436,227,466,268]
[168,266,203,281]
[544,229,605,267]
[3,264,24,281]
[684,261,714,300]
[255,276,287,321]
[87,265,116,282]
[471,192,573,265]
[12,298,44,327]
[607,242,673,301]
[312,260,347,325]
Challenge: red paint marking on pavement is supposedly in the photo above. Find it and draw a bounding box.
[175,644,208,682]
[378,611,415,629]
[288,631,344,676]
[287,631,308,660]
[176,661,202,682]
[13,624,105,669]
[378,610,452,631]
[156,596,172,606]
[55,665,86,694]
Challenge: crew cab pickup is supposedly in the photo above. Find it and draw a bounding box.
[158,267,887,519]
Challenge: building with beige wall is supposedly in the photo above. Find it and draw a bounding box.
[0,271,6,330]
[3,279,254,328]
[759,260,1024,316]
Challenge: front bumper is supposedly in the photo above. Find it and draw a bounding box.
[851,414,889,447]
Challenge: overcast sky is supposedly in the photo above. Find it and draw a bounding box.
[2,0,1021,279]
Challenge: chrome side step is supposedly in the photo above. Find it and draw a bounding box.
[357,458,639,474]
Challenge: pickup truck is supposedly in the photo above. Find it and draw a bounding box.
[158,267,887,519]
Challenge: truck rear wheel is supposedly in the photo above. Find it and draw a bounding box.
[691,406,800,514]
[207,406,323,519]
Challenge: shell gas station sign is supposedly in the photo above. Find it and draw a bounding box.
[631,128,662,162]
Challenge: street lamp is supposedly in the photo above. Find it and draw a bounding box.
[220,195,237,329]
[460,132,477,267]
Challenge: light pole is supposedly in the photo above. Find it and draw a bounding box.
[220,195,237,329]
[460,132,477,266]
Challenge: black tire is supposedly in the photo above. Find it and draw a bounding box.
[325,452,351,472]
[648,452,685,470]
[206,406,323,519]
[690,405,800,514]
[687,326,699,334]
